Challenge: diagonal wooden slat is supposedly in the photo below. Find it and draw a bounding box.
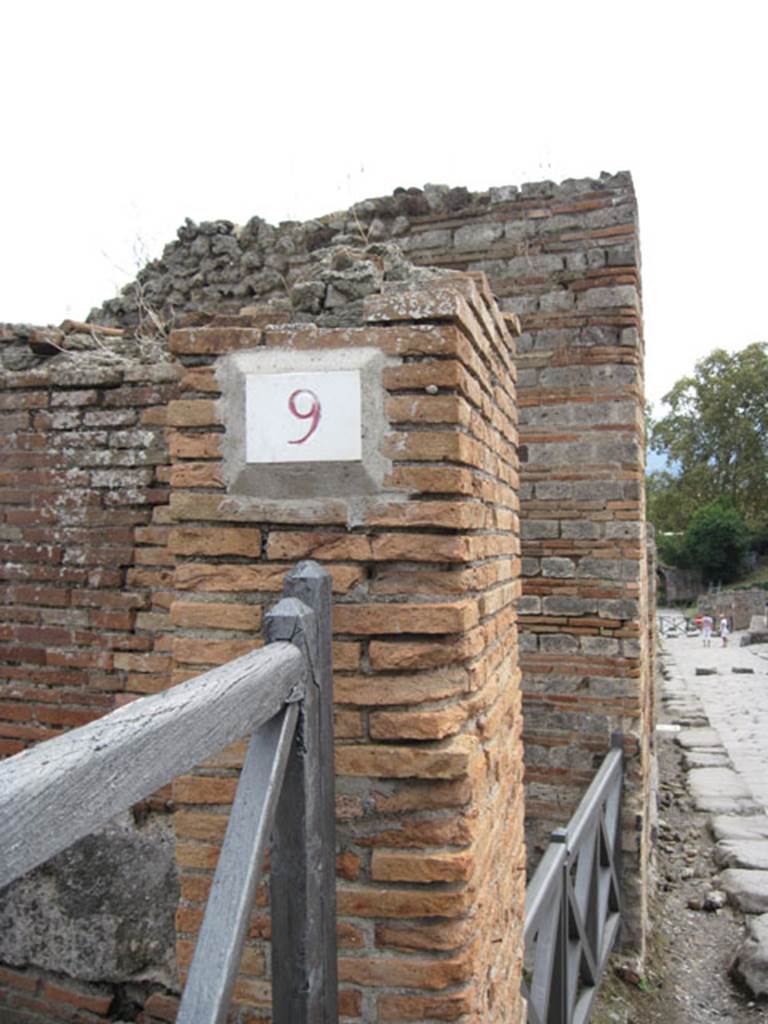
[177,704,299,1024]
[566,866,599,981]
[599,814,623,915]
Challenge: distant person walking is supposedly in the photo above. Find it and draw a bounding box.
[701,614,714,646]
[719,616,730,647]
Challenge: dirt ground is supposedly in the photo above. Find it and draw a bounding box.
[592,725,765,1023]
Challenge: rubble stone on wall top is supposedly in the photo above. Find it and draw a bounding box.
[89,172,636,331]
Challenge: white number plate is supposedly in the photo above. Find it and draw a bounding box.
[245,370,362,464]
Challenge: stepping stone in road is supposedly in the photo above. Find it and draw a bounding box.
[742,630,768,646]
[695,667,718,676]
[732,666,755,674]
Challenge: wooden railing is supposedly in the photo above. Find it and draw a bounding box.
[0,560,338,1024]
[523,735,624,1024]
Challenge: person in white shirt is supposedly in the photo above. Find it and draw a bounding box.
[701,614,713,646]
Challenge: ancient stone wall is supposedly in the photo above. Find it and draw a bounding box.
[700,588,767,631]
[658,565,702,604]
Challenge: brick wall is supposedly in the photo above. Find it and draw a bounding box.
[0,169,654,1018]
[341,181,651,927]
[164,274,526,1021]
[326,174,653,943]
[435,178,652,944]
[0,334,183,1023]
[93,170,654,944]
[0,965,179,1024]
[0,346,179,748]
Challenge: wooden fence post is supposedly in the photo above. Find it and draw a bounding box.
[551,827,569,1024]
[266,560,338,1024]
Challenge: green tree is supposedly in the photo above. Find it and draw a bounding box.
[650,342,768,530]
[646,470,698,533]
[655,529,691,569]
[681,501,749,584]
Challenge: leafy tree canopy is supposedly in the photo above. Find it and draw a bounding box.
[650,342,768,531]
[655,529,691,569]
[655,501,750,582]
[681,501,750,584]
[646,470,697,534]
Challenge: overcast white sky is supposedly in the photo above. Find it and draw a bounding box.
[1,1,765,409]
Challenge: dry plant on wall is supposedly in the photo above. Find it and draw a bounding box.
[128,235,171,343]
[350,207,375,247]
[132,277,170,343]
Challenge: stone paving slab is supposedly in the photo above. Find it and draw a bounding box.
[733,913,768,998]
[682,750,730,768]
[694,794,763,815]
[689,767,754,798]
[665,708,707,723]
[675,727,723,749]
[711,814,768,842]
[720,868,768,913]
[688,765,762,814]
[665,706,710,727]
[714,840,768,870]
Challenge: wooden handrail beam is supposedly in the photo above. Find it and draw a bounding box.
[0,642,306,888]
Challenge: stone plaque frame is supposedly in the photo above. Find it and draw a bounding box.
[217,347,391,499]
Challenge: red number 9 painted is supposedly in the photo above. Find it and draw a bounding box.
[288,389,322,445]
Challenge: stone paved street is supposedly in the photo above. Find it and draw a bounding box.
[662,615,768,812]
[660,611,768,998]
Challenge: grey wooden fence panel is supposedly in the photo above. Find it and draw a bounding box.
[525,839,567,1019]
[523,735,624,1024]
[176,701,300,1024]
[0,642,305,888]
[270,561,338,1024]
